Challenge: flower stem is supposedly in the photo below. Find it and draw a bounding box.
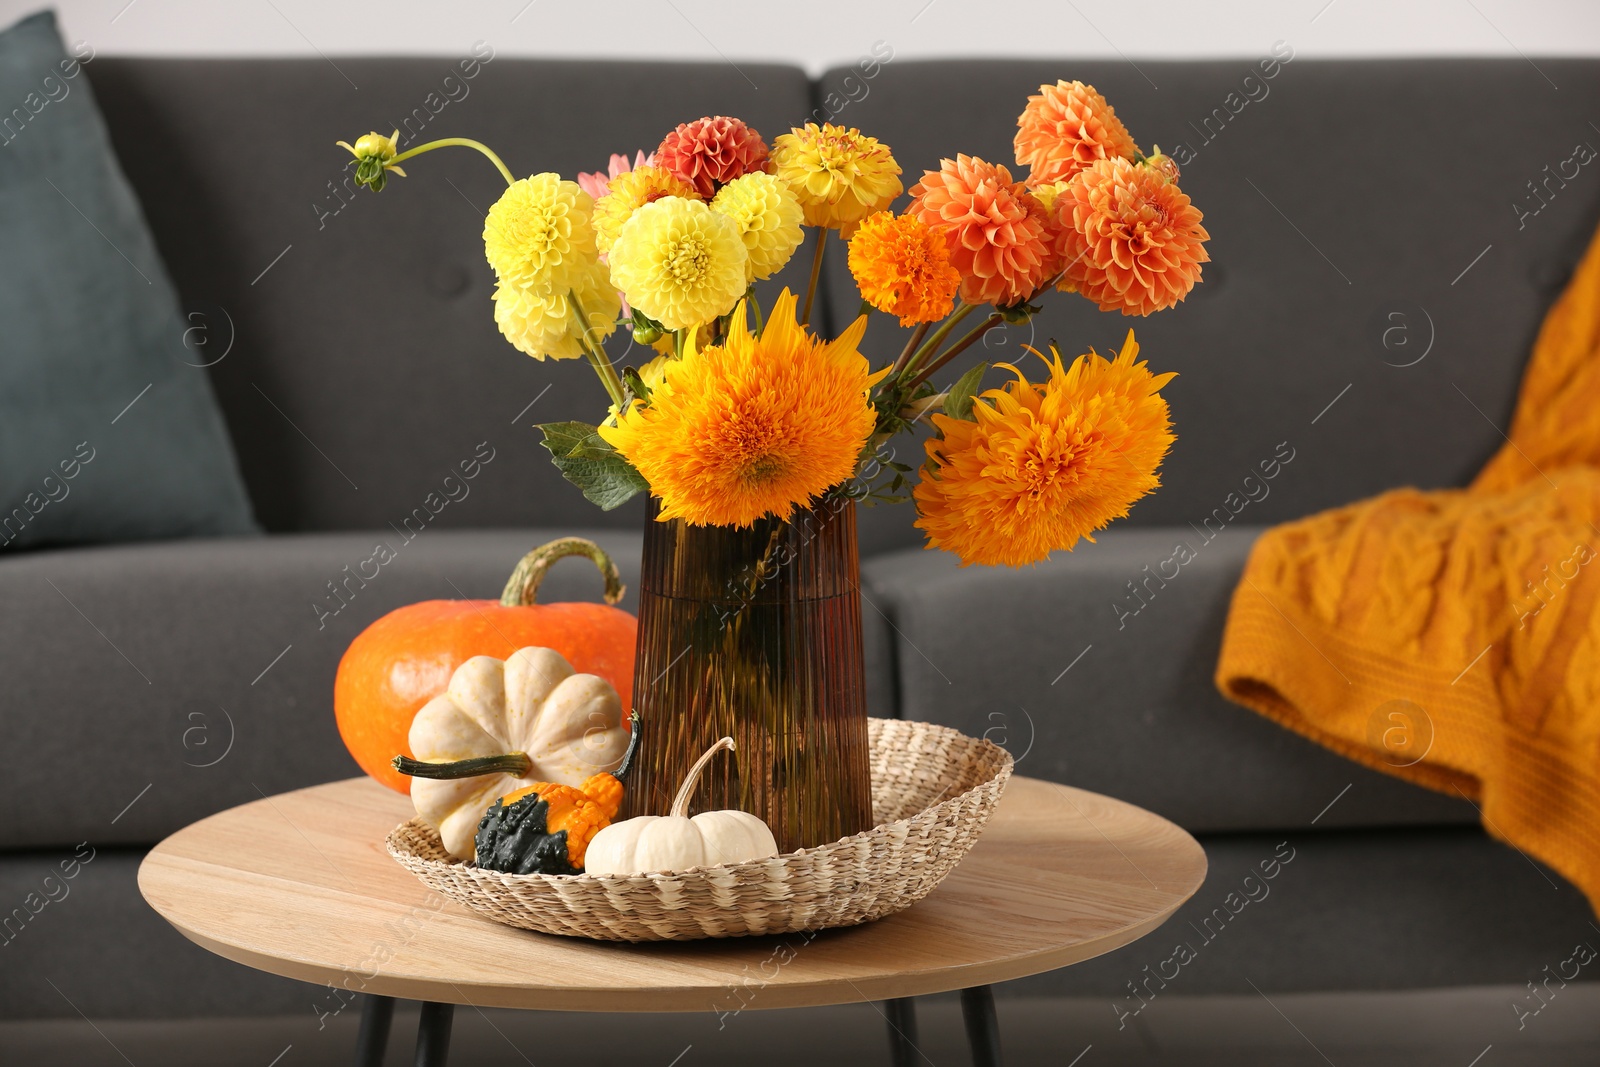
[745,288,765,335]
[587,347,625,409]
[801,229,827,328]
[901,301,976,383]
[569,291,625,408]
[890,321,932,377]
[388,137,515,186]
[905,312,1005,392]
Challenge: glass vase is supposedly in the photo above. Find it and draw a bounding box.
[622,495,874,854]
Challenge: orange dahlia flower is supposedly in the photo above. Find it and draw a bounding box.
[1054,157,1209,316]
[598,290,880,528]
[655,116,771,199]
[908,155,1053,307]
[847,211,961,326]
[913,333,1174,567]
[1014,80,1137,188]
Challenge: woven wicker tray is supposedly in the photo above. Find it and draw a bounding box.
[386,717,1013,942]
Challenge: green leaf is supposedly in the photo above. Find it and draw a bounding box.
[620,366,652,406]
[537,421,648,511]
[943,361,990,420]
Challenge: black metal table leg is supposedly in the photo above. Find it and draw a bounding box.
[960,985,1003,1067]
[415,1001,454,1067]
[884,997,920,1067]
[354,994,394,1067]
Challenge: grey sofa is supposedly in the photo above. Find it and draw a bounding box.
[4,50,1598,1030]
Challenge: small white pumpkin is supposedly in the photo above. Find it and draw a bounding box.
[585,736,778,875]
[403,647,630,860]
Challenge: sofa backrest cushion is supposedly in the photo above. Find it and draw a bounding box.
[86,55,815,534]
[822,57,1600,553]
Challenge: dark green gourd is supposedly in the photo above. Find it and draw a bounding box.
[473,794,580,876]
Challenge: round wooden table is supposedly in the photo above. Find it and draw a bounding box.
[139,775,1205,1066]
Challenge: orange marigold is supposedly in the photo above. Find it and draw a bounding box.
[846,211,961,326]
[913,332,1174,567]
[1054,157,1209,316]
[1014,80,1138,188]
[908,155,1053,307]
[598,290,881,528]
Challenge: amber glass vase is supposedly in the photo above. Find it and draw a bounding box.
[621,496,874,853]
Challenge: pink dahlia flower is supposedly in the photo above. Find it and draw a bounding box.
[577,150,654,201]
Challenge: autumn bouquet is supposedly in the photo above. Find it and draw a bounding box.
[337,81,1207,567]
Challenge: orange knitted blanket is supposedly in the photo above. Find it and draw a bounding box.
[1217,222,1600,914]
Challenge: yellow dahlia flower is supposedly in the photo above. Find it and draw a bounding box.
[592,164,699,256]
[710,172,804,281]
[599,290,879,527]
[607,196,748,331]
[637,351,672,389]
[483,173,597,293]
[914,333,1174,567]
[492,258,620,361]
[1028,179,1072,217]
[771,123,903,236]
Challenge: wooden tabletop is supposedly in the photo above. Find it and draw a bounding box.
[138,775,1206,1012]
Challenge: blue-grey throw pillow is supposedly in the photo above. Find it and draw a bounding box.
[0,10,257,549]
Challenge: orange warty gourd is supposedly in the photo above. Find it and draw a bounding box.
[334,538,637,794]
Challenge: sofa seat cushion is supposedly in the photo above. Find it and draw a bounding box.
[0,530,644,849]
[862,525,1476,834]
[1010,825,1594,999]
[2,826,1586,1020]
[0,528,899,851]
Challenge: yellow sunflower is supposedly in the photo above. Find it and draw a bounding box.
[483,173,597,293]
[599,290,880,527]
[914,332,1175,566]
[607,196,749,331]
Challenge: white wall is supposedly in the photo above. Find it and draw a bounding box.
[10,0,1600,70]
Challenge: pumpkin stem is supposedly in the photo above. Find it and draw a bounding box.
[669,736,735,819]
[500,537,625,608]
[613,711,643,783]
[392,752,533,780]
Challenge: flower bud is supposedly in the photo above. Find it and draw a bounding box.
[1142,146,1181,185]
[1000,300,1040,324]
[336,129,407,192]
[352,131,397,161]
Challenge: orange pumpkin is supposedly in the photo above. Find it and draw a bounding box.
[334,537,636,793]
